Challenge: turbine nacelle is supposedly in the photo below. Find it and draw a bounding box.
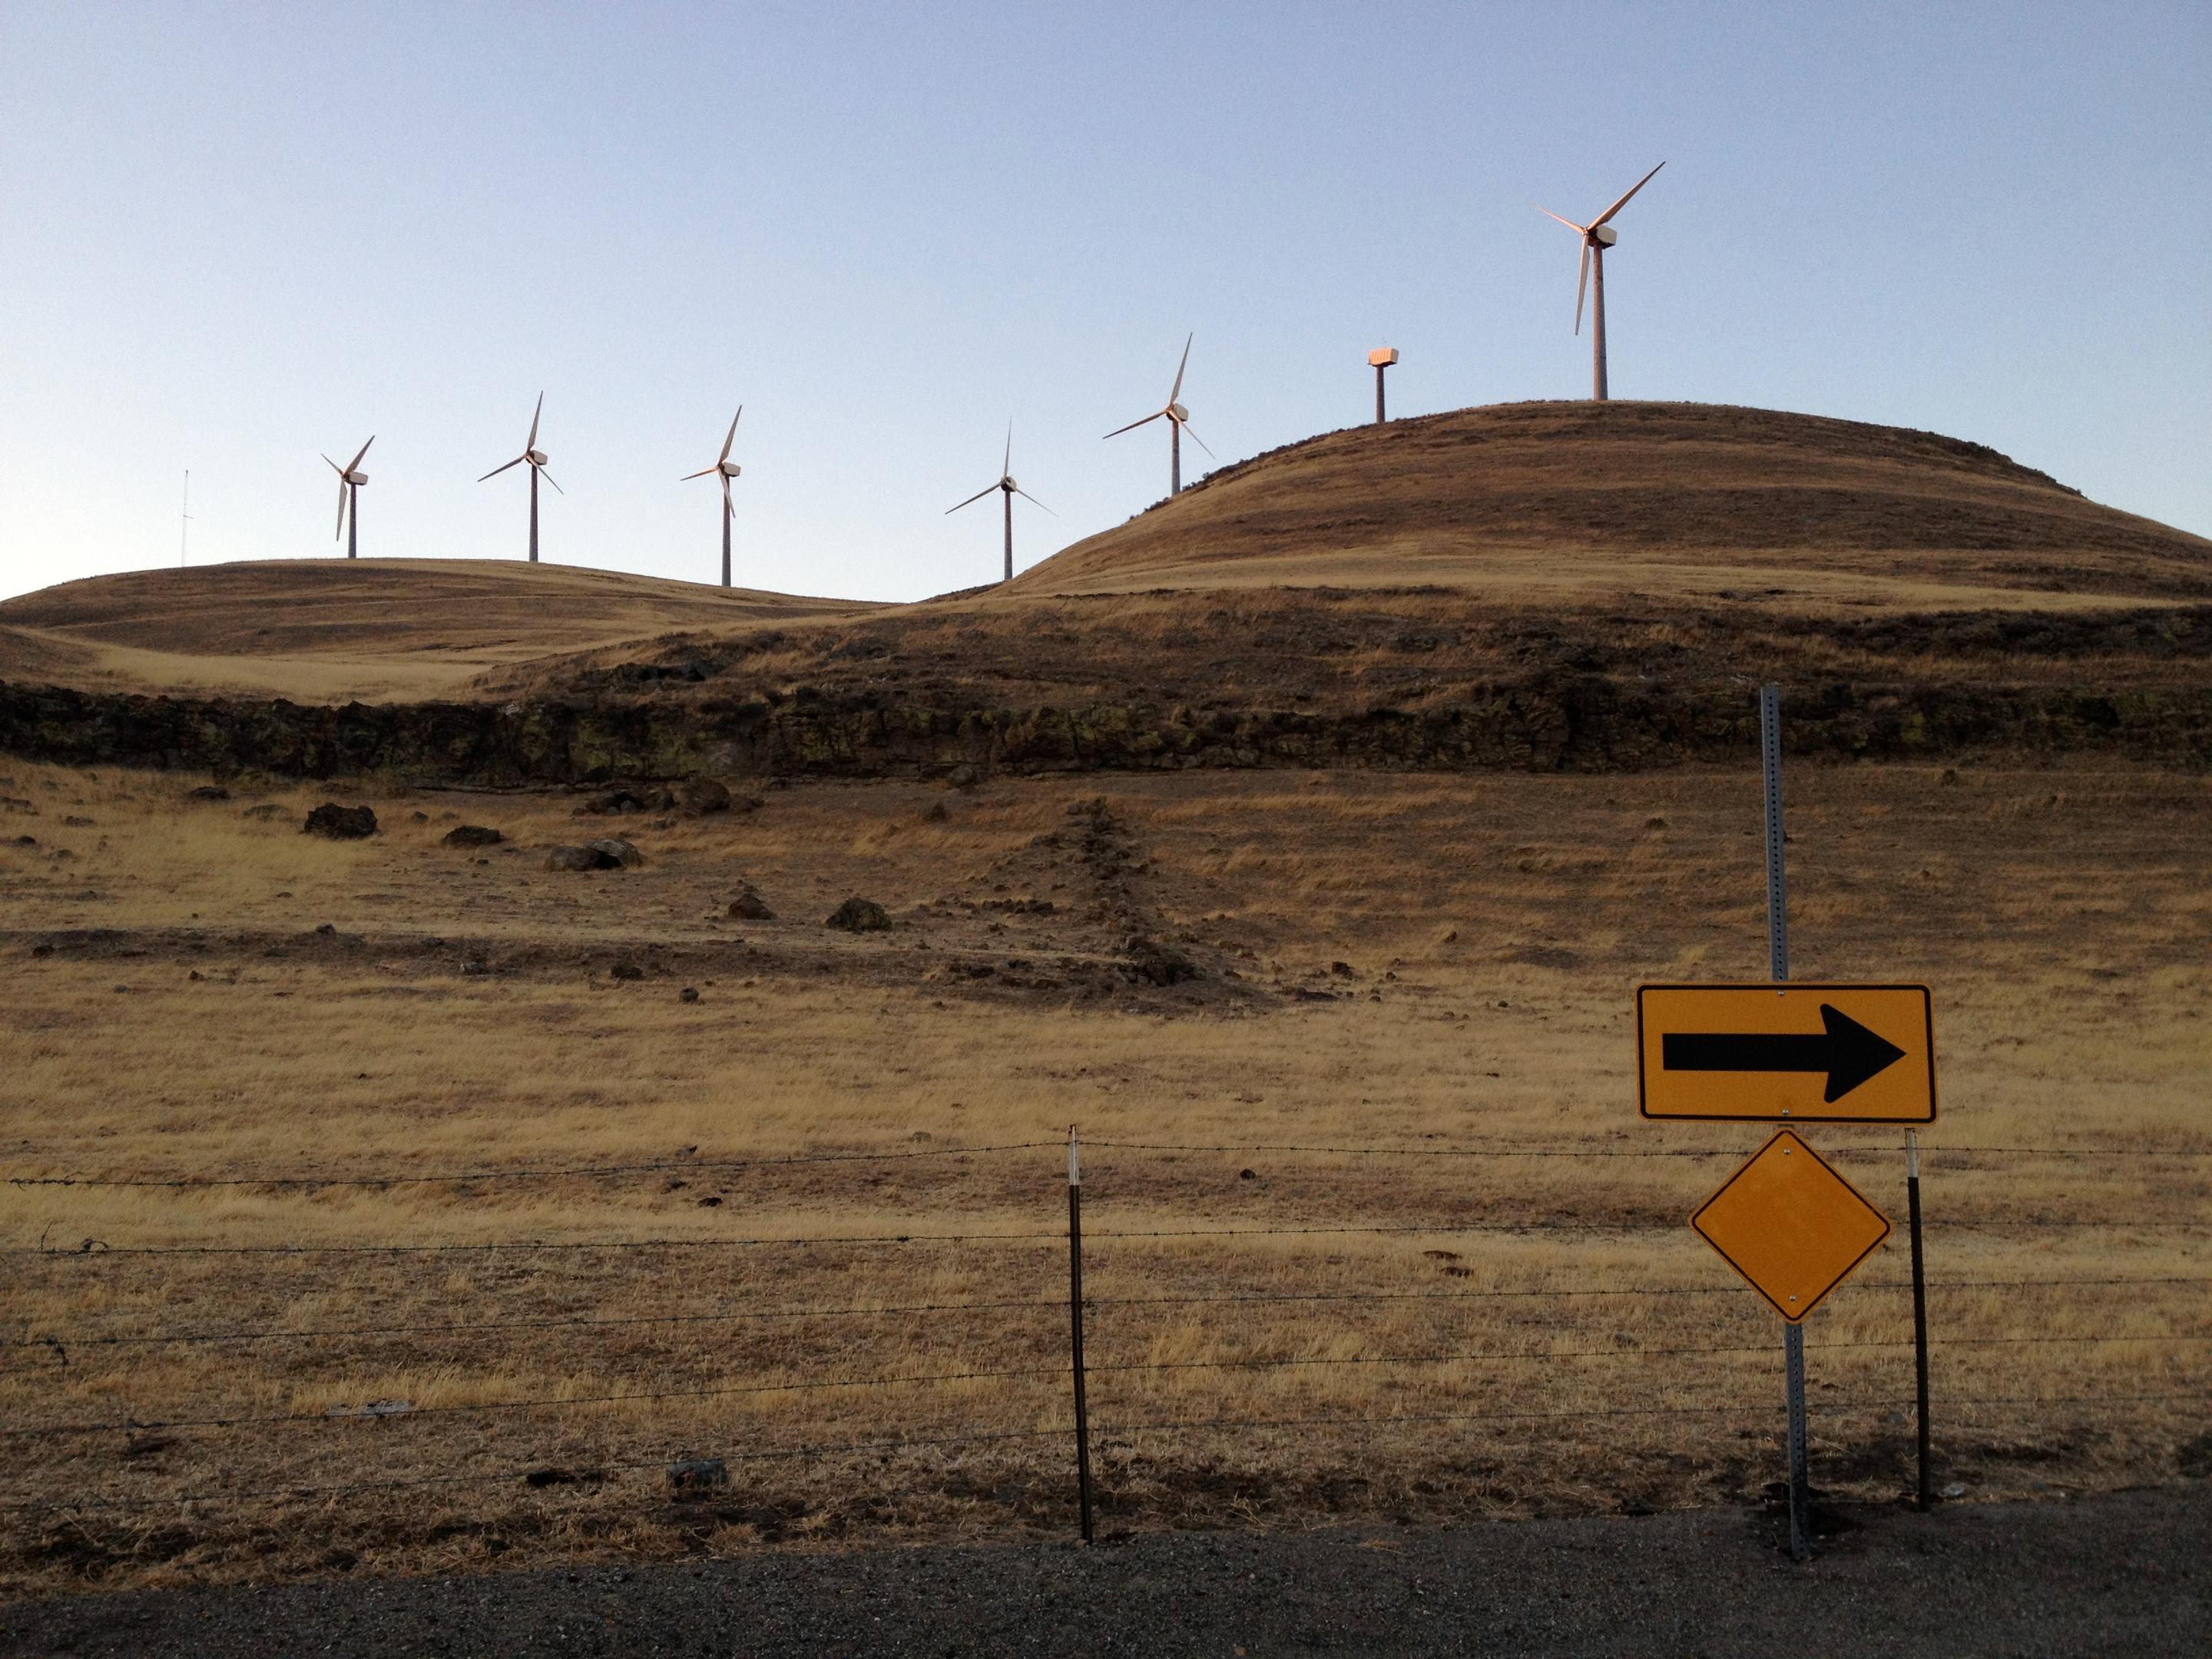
[1001,475,1017,492]
[1590,224,1619,248]
[1167,402,1189,423]
[526,448,548,466]
[343,469,369,486]
[718,460,742,478]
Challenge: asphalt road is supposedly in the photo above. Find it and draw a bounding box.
[4,1488,2204,1657]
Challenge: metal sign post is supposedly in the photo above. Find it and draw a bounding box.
[1907,1128,1932,1510]
[1067,1126,1095,1544]
[1762,684,1813,1563]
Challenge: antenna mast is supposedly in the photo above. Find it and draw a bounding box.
[180,470,191,568]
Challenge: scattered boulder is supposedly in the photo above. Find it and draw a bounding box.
[545,846,601,872]
[947,764,980,789]
[442,825,505,849]
[679,778,732,815]
[185,785,230,803]
[1330,961,1355,979]
[588,838,644,869]
[303,803,376,840]
[1124,935,1200,986]
[728,885,774,920]
[826,896,891,932]
[679,986,700,1003]
[582,786,674,816]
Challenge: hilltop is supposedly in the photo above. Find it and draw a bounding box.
[1014,400,2212,605]
[0,559,873,704]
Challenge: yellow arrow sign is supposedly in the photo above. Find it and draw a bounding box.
[1637,983,1936,1123]
[1691,1130,1892,1322]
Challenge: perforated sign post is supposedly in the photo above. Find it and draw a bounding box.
[1641,685,1926,1561]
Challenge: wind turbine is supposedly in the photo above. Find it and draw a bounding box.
[1538,161,1665,400]
[478,393,561,563]
[322,437,373,559]
[945,422,1054,584]
[1105,333,1212,496]
[682,408,744,588]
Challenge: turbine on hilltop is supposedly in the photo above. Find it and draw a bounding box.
[682,408,745,588]
[1105,333,1212,496]
[322,436,373,560]
[1538,161,1664,401]
[478,393,561,563]
[946,422,1053,584]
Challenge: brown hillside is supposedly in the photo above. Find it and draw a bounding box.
[0,559,874,703]
[1015,401,2212,606]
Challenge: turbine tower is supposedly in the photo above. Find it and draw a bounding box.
[323,437,373,559]
[1105,333,1212,496]
[478,393,561,563]
[946,422,1053,584]
[1538,161,1664,400]
[682,408,744,588]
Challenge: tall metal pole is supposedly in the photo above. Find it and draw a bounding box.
[721,502,732,589]
[347,484,358,561]
[1591,243,1609,402]
[1067,1127,1094,1544]
[1170,422,1181,496]
[1762,682,1810,1562]
[528,466,540,564]
[1002,486,1013,584]
[1908,1129,1932,1511]
[180,470,190,568]
[1375,363,1386,425]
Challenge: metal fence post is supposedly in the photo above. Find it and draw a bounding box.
[1762,684,1812,1562]
[1067,1126,1095,1544]
[1908,1128,1932,1511]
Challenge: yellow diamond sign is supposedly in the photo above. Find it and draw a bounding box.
[1690,1130,1891,1323]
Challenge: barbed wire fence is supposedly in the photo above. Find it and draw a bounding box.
[3,1136,2207,1557]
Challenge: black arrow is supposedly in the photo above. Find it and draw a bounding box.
[1662,1003,1907,1104]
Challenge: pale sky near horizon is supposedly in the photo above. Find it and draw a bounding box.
[2,2,2207,608]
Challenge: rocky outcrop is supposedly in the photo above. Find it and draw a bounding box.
[3,675,2208,786]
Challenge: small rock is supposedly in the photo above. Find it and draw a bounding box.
[443,825,505,848]
[1124,935,1199,986]
[667,1458,728,1493]
[460,956,492,975]
[62,816,94,827]
[610,961,645,982]
[826,897,891,932]
[1330,961,1354,978]
[727,886,774,920]
[186,785,230,803]
[925,801,949,823]
[411,811,429,823]
[1239,1168,1257,1181]
[680,987,699,1003]
[12,835,34,847]
[1941,1482,1967,1499]
[586,838,645,869]
[314,923,336,936]
[31,944,53,957]
[545,846,600,872]
[948,764,979,789]
[582,786,674,816]
[188,970,203,982]
[303,803,377,840]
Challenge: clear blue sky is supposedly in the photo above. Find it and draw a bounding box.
[3,2,2207,605]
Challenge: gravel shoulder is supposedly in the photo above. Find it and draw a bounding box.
[4,1487,2205,1658]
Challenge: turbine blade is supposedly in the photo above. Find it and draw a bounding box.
[1015,488,1056,517]
[681,466,717,480]
[1169,332,1193,402]
[346,435,374,473]
[1575,242,1590,335]
[1591,160,1666,228]
[1003,418,1012,477]
[323,452,344,476]
[335,479,349,540]
[1536,206,1587,233]
[945,483,998,514]
[538,466,563,495]
[719,407,740,464]
[479,455,526,482]
[722,475,733,518]
[1104,411,1164,439]
[527,392,542,449]
[1179,421,1216,459]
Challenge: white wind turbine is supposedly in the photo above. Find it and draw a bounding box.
[323,436,373,559]
[945,422,1054,584]
[478,392,561,562]
[1538,161,1665,400]
[1105,333,1211,496]
[682,408,745,588]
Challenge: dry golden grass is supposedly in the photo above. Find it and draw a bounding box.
[2,757,2207,1592]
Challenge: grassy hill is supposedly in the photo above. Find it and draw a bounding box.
[1015,401,2212,606]
[0,559,873,703]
